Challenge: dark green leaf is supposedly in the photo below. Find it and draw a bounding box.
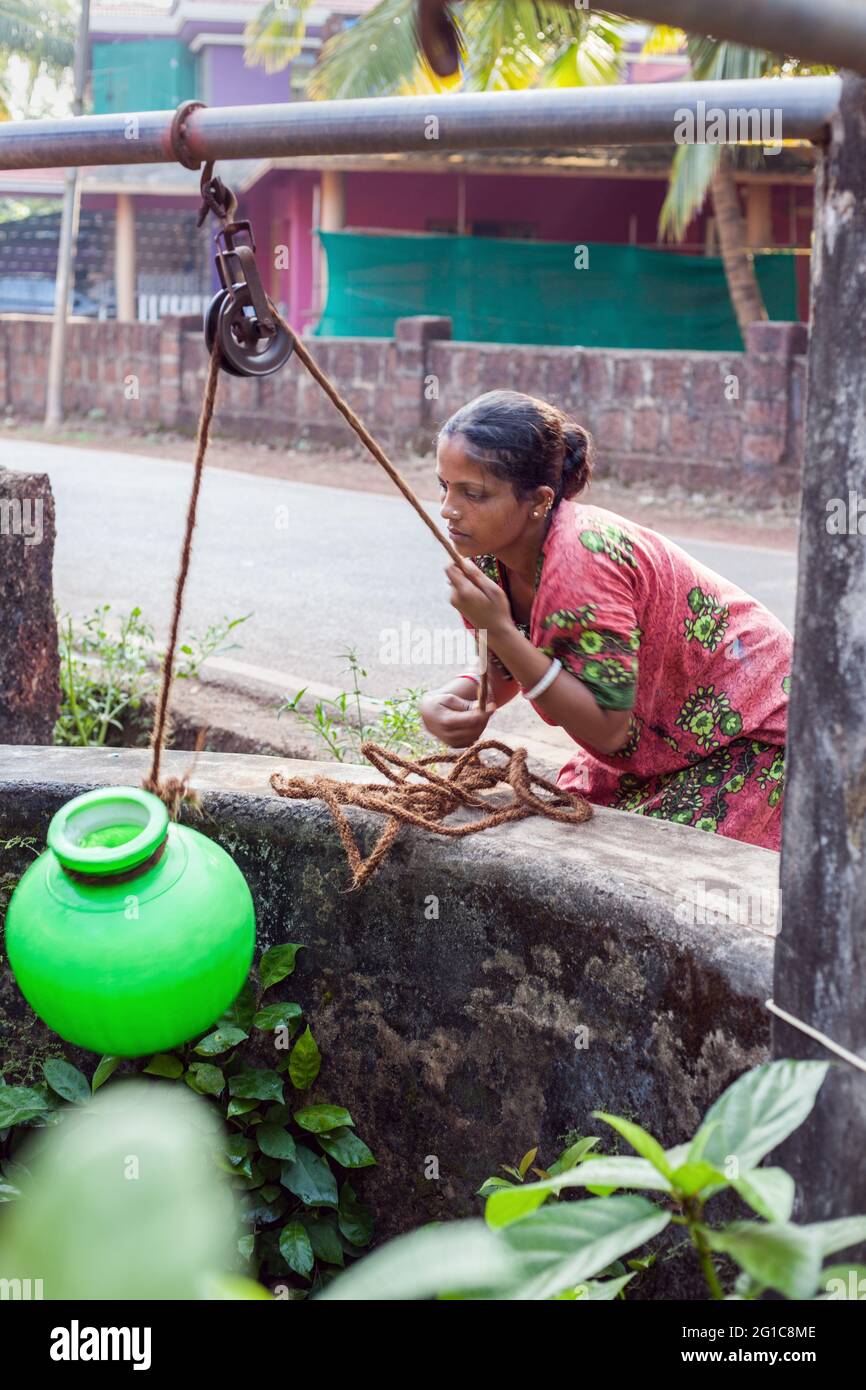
[227,1097,260,1120]
[280,1145,338,1207]
[279,1221,314,1277]
[218,979,257,1032]
[225,1134,255,1166]
[547,1137,601,1176]
[240,1192,284,1225]
[228,1069,284,1103]
[317,1127,375,1169]
[194,1026,248,1056]
[233,1163,265,1190]
[258,1156,282,1183]
[185,1063,225,1097]
[253,1002,303,1033]
[338,1181,374,1247]
[0,1087,55,1128]
[256,1124,298,1161]
[91,1056,121,1093]
[143,1053,184,1079]
[265,1103,290,1124]
[43,1058,90,1103]
[299,1211,345,1267]
[288,1026,321,1091]
[259,943,305,990]
[477,1176,515,1198]
[294,1104,353,1133]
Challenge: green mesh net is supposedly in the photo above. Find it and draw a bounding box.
[316,230,797,350]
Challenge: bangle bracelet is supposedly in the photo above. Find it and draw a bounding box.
[522,657,562,703]
[456,672,481,686]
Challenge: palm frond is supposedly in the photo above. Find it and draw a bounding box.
[658,140,721,242]
[308,0,454,100]
[654,29,834,244]
[0,0,75,68]
[243,0,317,73]
[539,17,623,89]
[684,35,774,82]
[308,1,626,101]
[459,1,590,92]
[640,24,685,56]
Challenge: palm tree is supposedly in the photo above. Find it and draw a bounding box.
[646,28,832,338]
[244,0,625,101]
[0,0,76,119]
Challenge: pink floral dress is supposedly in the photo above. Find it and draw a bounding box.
[461,500,791,851]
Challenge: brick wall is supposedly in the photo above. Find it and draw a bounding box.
[0,314,807,495]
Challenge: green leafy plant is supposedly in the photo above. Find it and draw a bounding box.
[0,944,374,1296]
[53,603,251,748]
[318,1060,866,1301]
[279,645,436,764]
[0,835,40,919]
[176,614,252,681]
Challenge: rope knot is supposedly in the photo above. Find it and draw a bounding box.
[140,773,202,821]
[270,738,591,891]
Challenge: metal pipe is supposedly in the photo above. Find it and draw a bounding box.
[0,77,841,170]
[605,0,866,77]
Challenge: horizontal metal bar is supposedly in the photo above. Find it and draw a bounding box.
[0,76,841,171]
[613,0,866,76]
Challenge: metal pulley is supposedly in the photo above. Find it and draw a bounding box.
[199,165,295,379]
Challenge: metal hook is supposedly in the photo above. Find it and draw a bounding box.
[200,188,295,377]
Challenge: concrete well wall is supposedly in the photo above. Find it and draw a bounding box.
[0,743,780,1298]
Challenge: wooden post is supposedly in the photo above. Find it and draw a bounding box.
[773,72,866,1244]
[746,184,773,251]
[318,170,346,313]
[115,192,137,323]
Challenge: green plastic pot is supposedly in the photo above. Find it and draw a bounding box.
[5,786,256,1057]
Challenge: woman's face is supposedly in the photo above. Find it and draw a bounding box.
[436,431,536,556]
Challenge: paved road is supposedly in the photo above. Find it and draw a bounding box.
[7,440,797,699]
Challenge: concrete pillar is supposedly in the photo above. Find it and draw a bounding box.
[318,170,345,312]
[393,315,452,451]
[0,469,60,743]
[115,192,137,324]
[773,73,866,1249]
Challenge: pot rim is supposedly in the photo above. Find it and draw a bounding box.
[47,786,169,876]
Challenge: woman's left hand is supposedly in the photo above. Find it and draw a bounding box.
[445,562,513,634]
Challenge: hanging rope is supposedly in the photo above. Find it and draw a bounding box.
[141,154,594,887]
[143,293,590,869]
[272,739,591,891]
[141,336,222,809]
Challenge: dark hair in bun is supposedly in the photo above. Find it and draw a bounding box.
[438,389,593,507]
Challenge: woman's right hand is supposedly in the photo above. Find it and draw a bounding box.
[420,689,496,749]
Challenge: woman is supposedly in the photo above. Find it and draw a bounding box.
[420,390,791,851]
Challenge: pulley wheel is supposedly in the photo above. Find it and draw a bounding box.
[215,291,295,378]
[203,290,244,377]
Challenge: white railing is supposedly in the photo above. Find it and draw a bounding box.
[137,292,209,323]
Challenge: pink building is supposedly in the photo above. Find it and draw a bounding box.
[0,0,814,345]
